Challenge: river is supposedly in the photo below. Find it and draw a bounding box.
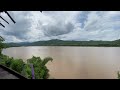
[2,46,120,79]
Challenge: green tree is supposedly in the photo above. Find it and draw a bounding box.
[27,56,53,79]
[10,59,25,73]
[0,36,53,79]
[0,36,5,55]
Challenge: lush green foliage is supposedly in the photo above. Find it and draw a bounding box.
[0,36,7,55]
[0,54,25,74]
[0,36,53,79]
[26,56,53,79]
[10,59,25,73]
[0,54,53,79]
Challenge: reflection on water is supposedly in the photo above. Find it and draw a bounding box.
[2,46,120,79]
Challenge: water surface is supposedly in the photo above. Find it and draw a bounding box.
[2,46,120,79]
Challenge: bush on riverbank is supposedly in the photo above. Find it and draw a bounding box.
[0,36,53,79]
[0,54,53,79]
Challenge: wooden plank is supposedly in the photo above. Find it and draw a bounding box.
[0,64,28,79]
[0,68,19,79]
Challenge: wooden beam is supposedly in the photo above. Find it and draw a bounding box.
[0,16,9,24]
[0,23,5,28]
[4,11,16,24]
[0,64,28,79]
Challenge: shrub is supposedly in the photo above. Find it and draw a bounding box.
[0,54,53,79]
[10,59,25,73]
[27,56,53,79]
[0,36,53,79]
[21,64,32,79]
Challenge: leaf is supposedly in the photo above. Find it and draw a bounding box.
[42,57,53,66]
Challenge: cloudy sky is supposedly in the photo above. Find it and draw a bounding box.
[0,11,120,43]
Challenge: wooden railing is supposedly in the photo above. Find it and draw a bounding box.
[0,64,28,79]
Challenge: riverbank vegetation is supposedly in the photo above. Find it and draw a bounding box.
[0,54,53,79]
[0,36,53,79]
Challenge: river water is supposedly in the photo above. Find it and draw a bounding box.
[2,46,120,79]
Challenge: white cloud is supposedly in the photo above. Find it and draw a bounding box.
[0,11,120,42]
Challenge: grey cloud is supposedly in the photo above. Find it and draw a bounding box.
[42,22,74,36]
[4,19,31,40]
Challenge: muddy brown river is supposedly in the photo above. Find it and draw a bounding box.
[2,46,120,79]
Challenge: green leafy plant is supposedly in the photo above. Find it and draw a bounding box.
[0,36,6,55]
[10,59,25,73]
[0,36,53,79]
[21,64,32,79]
[117,71,120,79]
[0,54,53,79]
[27,56,53,79]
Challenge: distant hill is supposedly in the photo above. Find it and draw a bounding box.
[114,39,120,42]
[5,39,120,47]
